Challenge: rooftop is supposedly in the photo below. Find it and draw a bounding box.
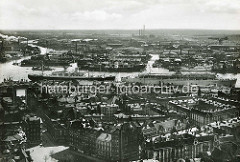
[169,97,237,113]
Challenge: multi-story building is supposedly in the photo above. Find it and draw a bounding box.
[145,134,214,162]
[168,97,239,126]
[69,119,141,161]
[74,102,88,116]
[141,119,186,140]
[96,132,113,159]
[142,124,158,139]
[125,101,152,115]
[22,114,41,144]
[100,103,119,121]
[128,103,143,114]
[1,97,20,122]
[0,127,32,162]
[44,114,69,143]
[69,119,102,156]
[97,122,141,161]
[208,117,240,137]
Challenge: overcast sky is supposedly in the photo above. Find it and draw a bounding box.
[0,0,240,30]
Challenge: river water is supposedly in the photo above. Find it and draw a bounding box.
[0,36,239,87]
[0,46,172,83]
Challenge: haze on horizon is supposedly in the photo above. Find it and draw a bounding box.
[0,0,240,30]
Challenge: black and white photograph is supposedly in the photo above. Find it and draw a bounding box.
[0,0,240,161]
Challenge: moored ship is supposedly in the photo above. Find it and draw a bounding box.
[77,59,146,72]
[78,63,146,72]
[21,53,74,67]
[28,71,115,82]
[122,73,237,87]
[21,59,72,67]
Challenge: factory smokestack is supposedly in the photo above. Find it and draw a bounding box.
[143,25,145,36]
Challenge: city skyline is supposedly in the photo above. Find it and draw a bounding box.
[0,0,240,30]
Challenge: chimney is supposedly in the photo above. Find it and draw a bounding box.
[143,25,145,36]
